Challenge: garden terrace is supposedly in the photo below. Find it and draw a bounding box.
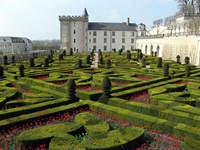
[0,51,200,149]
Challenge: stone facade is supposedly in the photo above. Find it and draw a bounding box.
[136,13,200,66]
[59,8,146,52]
[59,13,88,52]
[0,37,32,54]
[137,35,200,66]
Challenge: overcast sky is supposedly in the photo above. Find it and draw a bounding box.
[0,0,177,40]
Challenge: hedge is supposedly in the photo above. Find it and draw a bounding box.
[0,100,88,128]
[107,97,165,117]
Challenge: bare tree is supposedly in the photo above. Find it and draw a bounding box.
[176,0,200,13]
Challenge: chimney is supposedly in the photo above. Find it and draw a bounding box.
[127,17,130,26]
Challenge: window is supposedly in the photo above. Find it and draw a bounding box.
[93,31,97,36]
[89,32,91,35]
[74,39,76,43]
[93,38,96,43]
[131,46,134,50]
[112,31,115,36]
[131,38,134,43]
[122,38,125,43]
[141,32,144,36]
[104,31,107,36]
[122,31,125,37]
[74,30,76,34]
[89,39,91,43]
[5,45,7,47]
[131,32,135,36]
[104,45,107,51]
[122,45,125,50]
[93,45,96,50]
[112,38,115,43]
[104,38,107,43]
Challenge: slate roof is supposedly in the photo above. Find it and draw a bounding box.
[0,36,31,43]
[88,22,137,31]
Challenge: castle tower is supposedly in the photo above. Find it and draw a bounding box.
[59,8,89,52]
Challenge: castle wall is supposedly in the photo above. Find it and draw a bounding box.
[87,30,137,51]
[60,20,70,50]
[137,35,200,66]
[59,15,88,52]
[70,20,87,52]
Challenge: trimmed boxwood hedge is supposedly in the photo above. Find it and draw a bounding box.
[0,101,89,130]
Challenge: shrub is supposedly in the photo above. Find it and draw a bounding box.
[11,55,15,63]
[176,55,181,64]
[185,56,190,65]
[99,76,111,104]
[63,50,66,56]
[29,58,34,67]
[59,54,63,60]
[99,56,103,65]
[185,65,190,77]
[105,59,111,69]
[138,49,143,59]
[157,57,162,68]
[118,49,122,55]
[77,59,82,68]
[90,51,94,58]
[66,78,79,102]
[86,55,91,64]
[19,65,25,77]
[98,49,102,56]
[0,66,4,78]
[44,58,49,67]
[163,63,169,77]
[48,55,53,63]
[141,58,146,67]
[70,48,73,56]
[3,55,8,65]
[127,52,131,60]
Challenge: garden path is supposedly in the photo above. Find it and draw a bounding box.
[91,52,98,68]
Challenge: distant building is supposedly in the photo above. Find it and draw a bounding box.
[0,36,32,54]
[136,13,200,66]
[59,8,146,52]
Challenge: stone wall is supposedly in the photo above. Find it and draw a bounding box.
[137,35,200,66]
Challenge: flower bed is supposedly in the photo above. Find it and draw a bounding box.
[52,81,67,85]
[34,75,49,80]
[173,81,188,84]
[65,71,73,74]
[125,92,151,104]
[0,107,89,150]
[76,85,101,91]
[11,84,33,93]
[0,107,185,150]
[112,80,130,85]
[90,108,184,150]
[136,75,152,81]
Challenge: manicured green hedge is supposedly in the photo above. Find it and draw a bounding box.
[112,78,182,98]
[108,97,164,117]
[174,123,200,140]
[86,100,175,134]
[159,109,200,128]
[16,122,84,148]
[0,101,89,129]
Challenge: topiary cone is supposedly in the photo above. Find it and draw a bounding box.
[66,78,79,102]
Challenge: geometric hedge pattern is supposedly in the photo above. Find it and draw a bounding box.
[0,51,200,149]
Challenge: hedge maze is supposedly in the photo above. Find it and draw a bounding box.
[0,50,200,149]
